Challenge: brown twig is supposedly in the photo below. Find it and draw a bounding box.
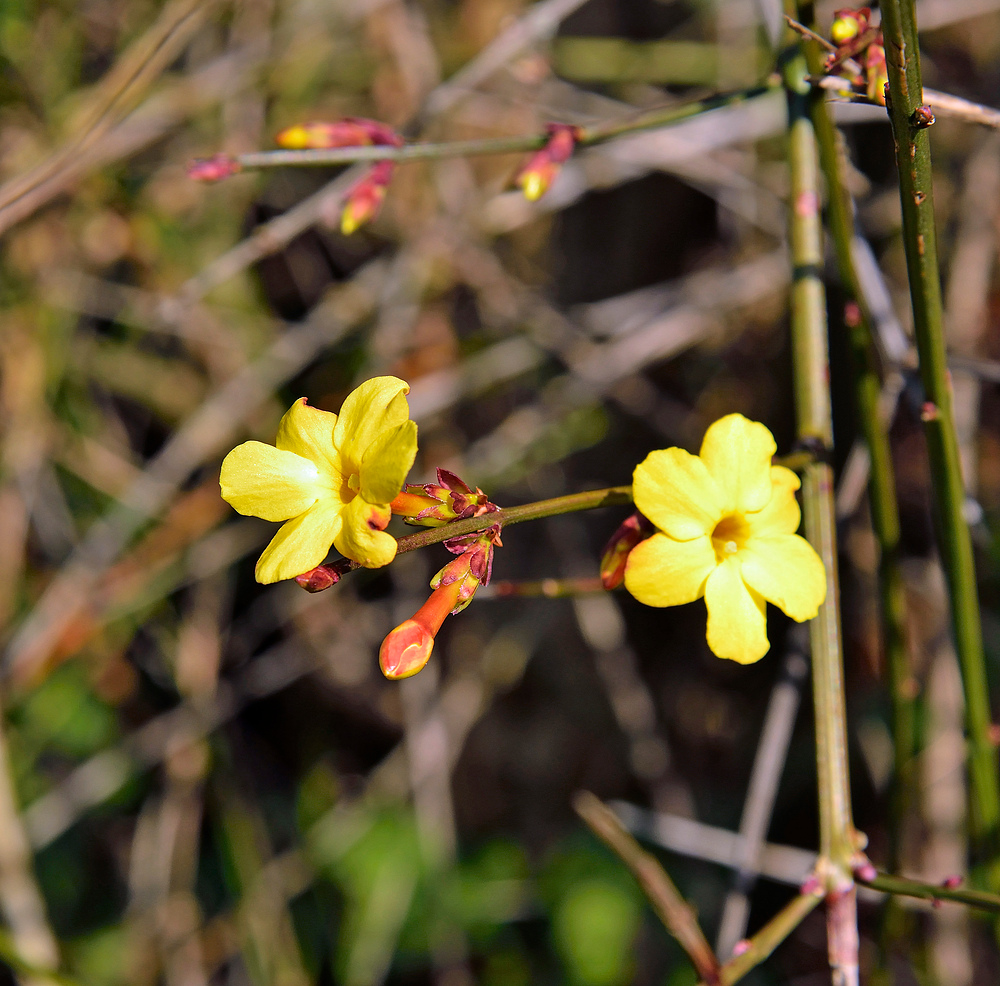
[573,791,721,986]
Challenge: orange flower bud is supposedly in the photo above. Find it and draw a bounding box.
[379,578,463,679]
[600,513,654,590]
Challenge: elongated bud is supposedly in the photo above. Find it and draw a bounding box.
[341,160,395,235]
[379,578,463,679]
[187,154,242,182]
[515,124,581,202]
[865,41,888,104]
[275,118,403,150]
[600,513,654,590]
[390,469,498,527]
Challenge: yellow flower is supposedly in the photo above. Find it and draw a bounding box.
[220,376,417,583]
[624,413,826,664]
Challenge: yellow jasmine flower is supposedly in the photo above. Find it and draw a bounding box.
[220,376,417,584]
[624,413,826,664]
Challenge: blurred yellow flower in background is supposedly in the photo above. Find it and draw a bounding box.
[220,376,417,583]
[624,413,826,664]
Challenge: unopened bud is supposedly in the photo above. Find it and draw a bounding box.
[275,118,403,150]
[391,469,498,527]
[601,513,654,590]
[187,154,242,182]
[341,160,394,235]
[379,577,463,679]
[830,7,870,44]
[515,124,581,202]
[296,565,343,592]
[865,41,888,104]
[379,619,435,679]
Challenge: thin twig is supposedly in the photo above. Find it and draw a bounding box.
[573,791,721,986]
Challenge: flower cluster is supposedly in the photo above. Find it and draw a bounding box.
[275,117,404,234]
[380,523,502,679]
[825,7,887,105]
[620,414,826,664]
[391,468,497,527]
[220,376,417,583]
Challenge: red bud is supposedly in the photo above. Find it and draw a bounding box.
[187,154,242,182]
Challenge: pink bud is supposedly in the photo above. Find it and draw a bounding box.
[341,161,395,235]
[515,124,581,202]
[275,118,403,150]
[854,863,877,883]
[732,940,751,957]
[295,565,342,592]
[187,154,242,182]
[941,875,963,889]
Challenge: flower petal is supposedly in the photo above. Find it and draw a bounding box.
[255,499,343,583]
[624,533,715,607]
[333,376,411,472]
[221,442,323,522]
[740,534,826,621]
[360,419,418,504]
[275,398,339,474]
[633,448,723,541]
[334,496,397,568]
[746,466,801,537]
[699,414,776,515]
[704,557,769,664]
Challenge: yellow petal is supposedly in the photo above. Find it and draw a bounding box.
[333,376,411,472]
[254,499,344,583]
[746,466,801,537]
[334,496,397,568]
[624,533,715,607]
[360,419,418,504]
[633,447,722,541]
[699,414,776,515]
[739,534,826,621]
[275,398,339,474]
[221,442,323,522]
[704,557,769,664]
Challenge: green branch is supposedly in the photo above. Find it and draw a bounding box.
[880,0,1000,885]
[233,87,776,171]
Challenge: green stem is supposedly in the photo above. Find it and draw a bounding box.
[330,486,633,575]
[233,87,776,171]
[783,12,860,984]
[713,892,822,985]
[783,11,856,879]
[797,4,913,875]
[861,872,1000,913]
[880,0,1000,883]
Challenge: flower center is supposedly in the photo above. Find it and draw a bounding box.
[711,513,750,562]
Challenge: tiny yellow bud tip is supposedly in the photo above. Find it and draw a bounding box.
[522,174,545,201]
[276,126,309,149]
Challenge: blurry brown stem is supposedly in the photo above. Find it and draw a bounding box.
[573,791,721,986]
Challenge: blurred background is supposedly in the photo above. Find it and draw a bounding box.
[2,0,1000,983]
